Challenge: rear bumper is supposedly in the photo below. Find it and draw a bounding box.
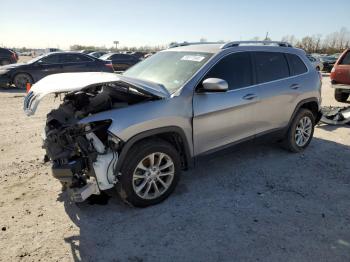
[332,83,350,91]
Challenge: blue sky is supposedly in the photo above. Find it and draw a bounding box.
[0,0,349,49]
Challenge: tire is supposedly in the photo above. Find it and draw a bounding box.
[334,89,349,102]
[117,139,181,207]
[13,73,33,89]
[0,59,10,66]
[283,109,315,153]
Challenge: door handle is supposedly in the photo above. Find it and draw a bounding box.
[242,94,257,100]
[290,84,300,89]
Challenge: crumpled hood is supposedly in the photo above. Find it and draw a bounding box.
[23,72,170,116]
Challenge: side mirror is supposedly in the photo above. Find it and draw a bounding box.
[201,78,228,92]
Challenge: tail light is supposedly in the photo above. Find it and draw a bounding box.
[12,52,17,61]
[105,62,114,71]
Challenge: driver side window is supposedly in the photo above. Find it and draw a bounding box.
[202,52,253,90]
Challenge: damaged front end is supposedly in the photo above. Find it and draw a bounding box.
[24,72,169,202]
[45,119,119,202]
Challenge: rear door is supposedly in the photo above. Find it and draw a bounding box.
[332,50,350,85]
[59,53,96,73]
[193,52,259,155]
[253,52,307,133]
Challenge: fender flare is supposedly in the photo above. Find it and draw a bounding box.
[114,126,193,174]
[287,97,321,128]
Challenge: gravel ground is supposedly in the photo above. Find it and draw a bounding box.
[0,70,349,262]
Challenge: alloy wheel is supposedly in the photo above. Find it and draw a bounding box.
[295,116,312,147]
[132,152,175,200]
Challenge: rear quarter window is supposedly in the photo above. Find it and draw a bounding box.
[286,54,308,76]
[340,51,350,65]
[254,52,289,83]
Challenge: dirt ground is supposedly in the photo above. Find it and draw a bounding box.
[0,67,349,261]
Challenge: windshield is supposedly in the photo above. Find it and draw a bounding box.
[27,54,47,64]
[123,51,213,93]
[100,54,112,60]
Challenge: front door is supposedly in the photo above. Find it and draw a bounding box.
[193,52,259,155]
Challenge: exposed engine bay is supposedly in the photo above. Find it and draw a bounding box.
[23,72,170,201]
[42,82,156,201]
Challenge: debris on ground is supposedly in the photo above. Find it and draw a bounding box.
[320,106,350,125]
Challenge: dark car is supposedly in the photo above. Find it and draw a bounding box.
[0,48,18,66]
[88,51,108,58]
[0,52,113,88]
[80,50,95,54]
[99,53,140,71]
[320,56,337,72]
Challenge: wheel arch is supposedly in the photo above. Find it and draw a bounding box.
[11,72,34,85]
[288,98,321,127]
[115,126,193,174]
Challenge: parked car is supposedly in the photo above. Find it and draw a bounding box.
[307,54,323,71]
[80,50,95,54]
[0,48,18,66]
[320,56,337,72]
[330,48,350,102]
[129,51,148,60]
[24,41,322,207]
[0,52,113,88]
[99,53,140,71]
[88,51,108,58]
[45,48,61,53]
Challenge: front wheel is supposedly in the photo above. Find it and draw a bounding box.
[283,109,315,153]
[13,73,33,89]
[117,139,181,207]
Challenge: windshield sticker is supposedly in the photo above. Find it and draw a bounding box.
[181,55,205,62]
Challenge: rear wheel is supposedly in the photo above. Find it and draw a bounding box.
[13,73,33,89]
[117,139,181,207]
[283,109,315,153]
[334,89,349,102]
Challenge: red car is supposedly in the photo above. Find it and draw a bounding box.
[331,48,350,102]
[0,48,18,66]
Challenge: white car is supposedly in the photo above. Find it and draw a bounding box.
[307,55,324,71]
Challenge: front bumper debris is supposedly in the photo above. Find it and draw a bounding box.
[69,177,100,202]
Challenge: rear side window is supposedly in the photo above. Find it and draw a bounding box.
[254,52,289,83]
[204,52,253,90]
[40,54,60,64]
[340,52,350,65]
[60,54,93,63]
[287,54,308,76]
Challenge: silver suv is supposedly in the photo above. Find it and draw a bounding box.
[24,41,322,207]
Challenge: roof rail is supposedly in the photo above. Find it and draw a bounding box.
[168,42,224,48]
[221,41,293,49]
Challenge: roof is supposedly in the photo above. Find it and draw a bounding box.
[165,41,300,54]
[166,44,223,54]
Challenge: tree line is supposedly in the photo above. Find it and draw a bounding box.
[68,27,350,54]
[281,27,350,54]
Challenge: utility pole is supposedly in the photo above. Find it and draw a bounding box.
[113,41,119,50]
[265,32,269,41]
